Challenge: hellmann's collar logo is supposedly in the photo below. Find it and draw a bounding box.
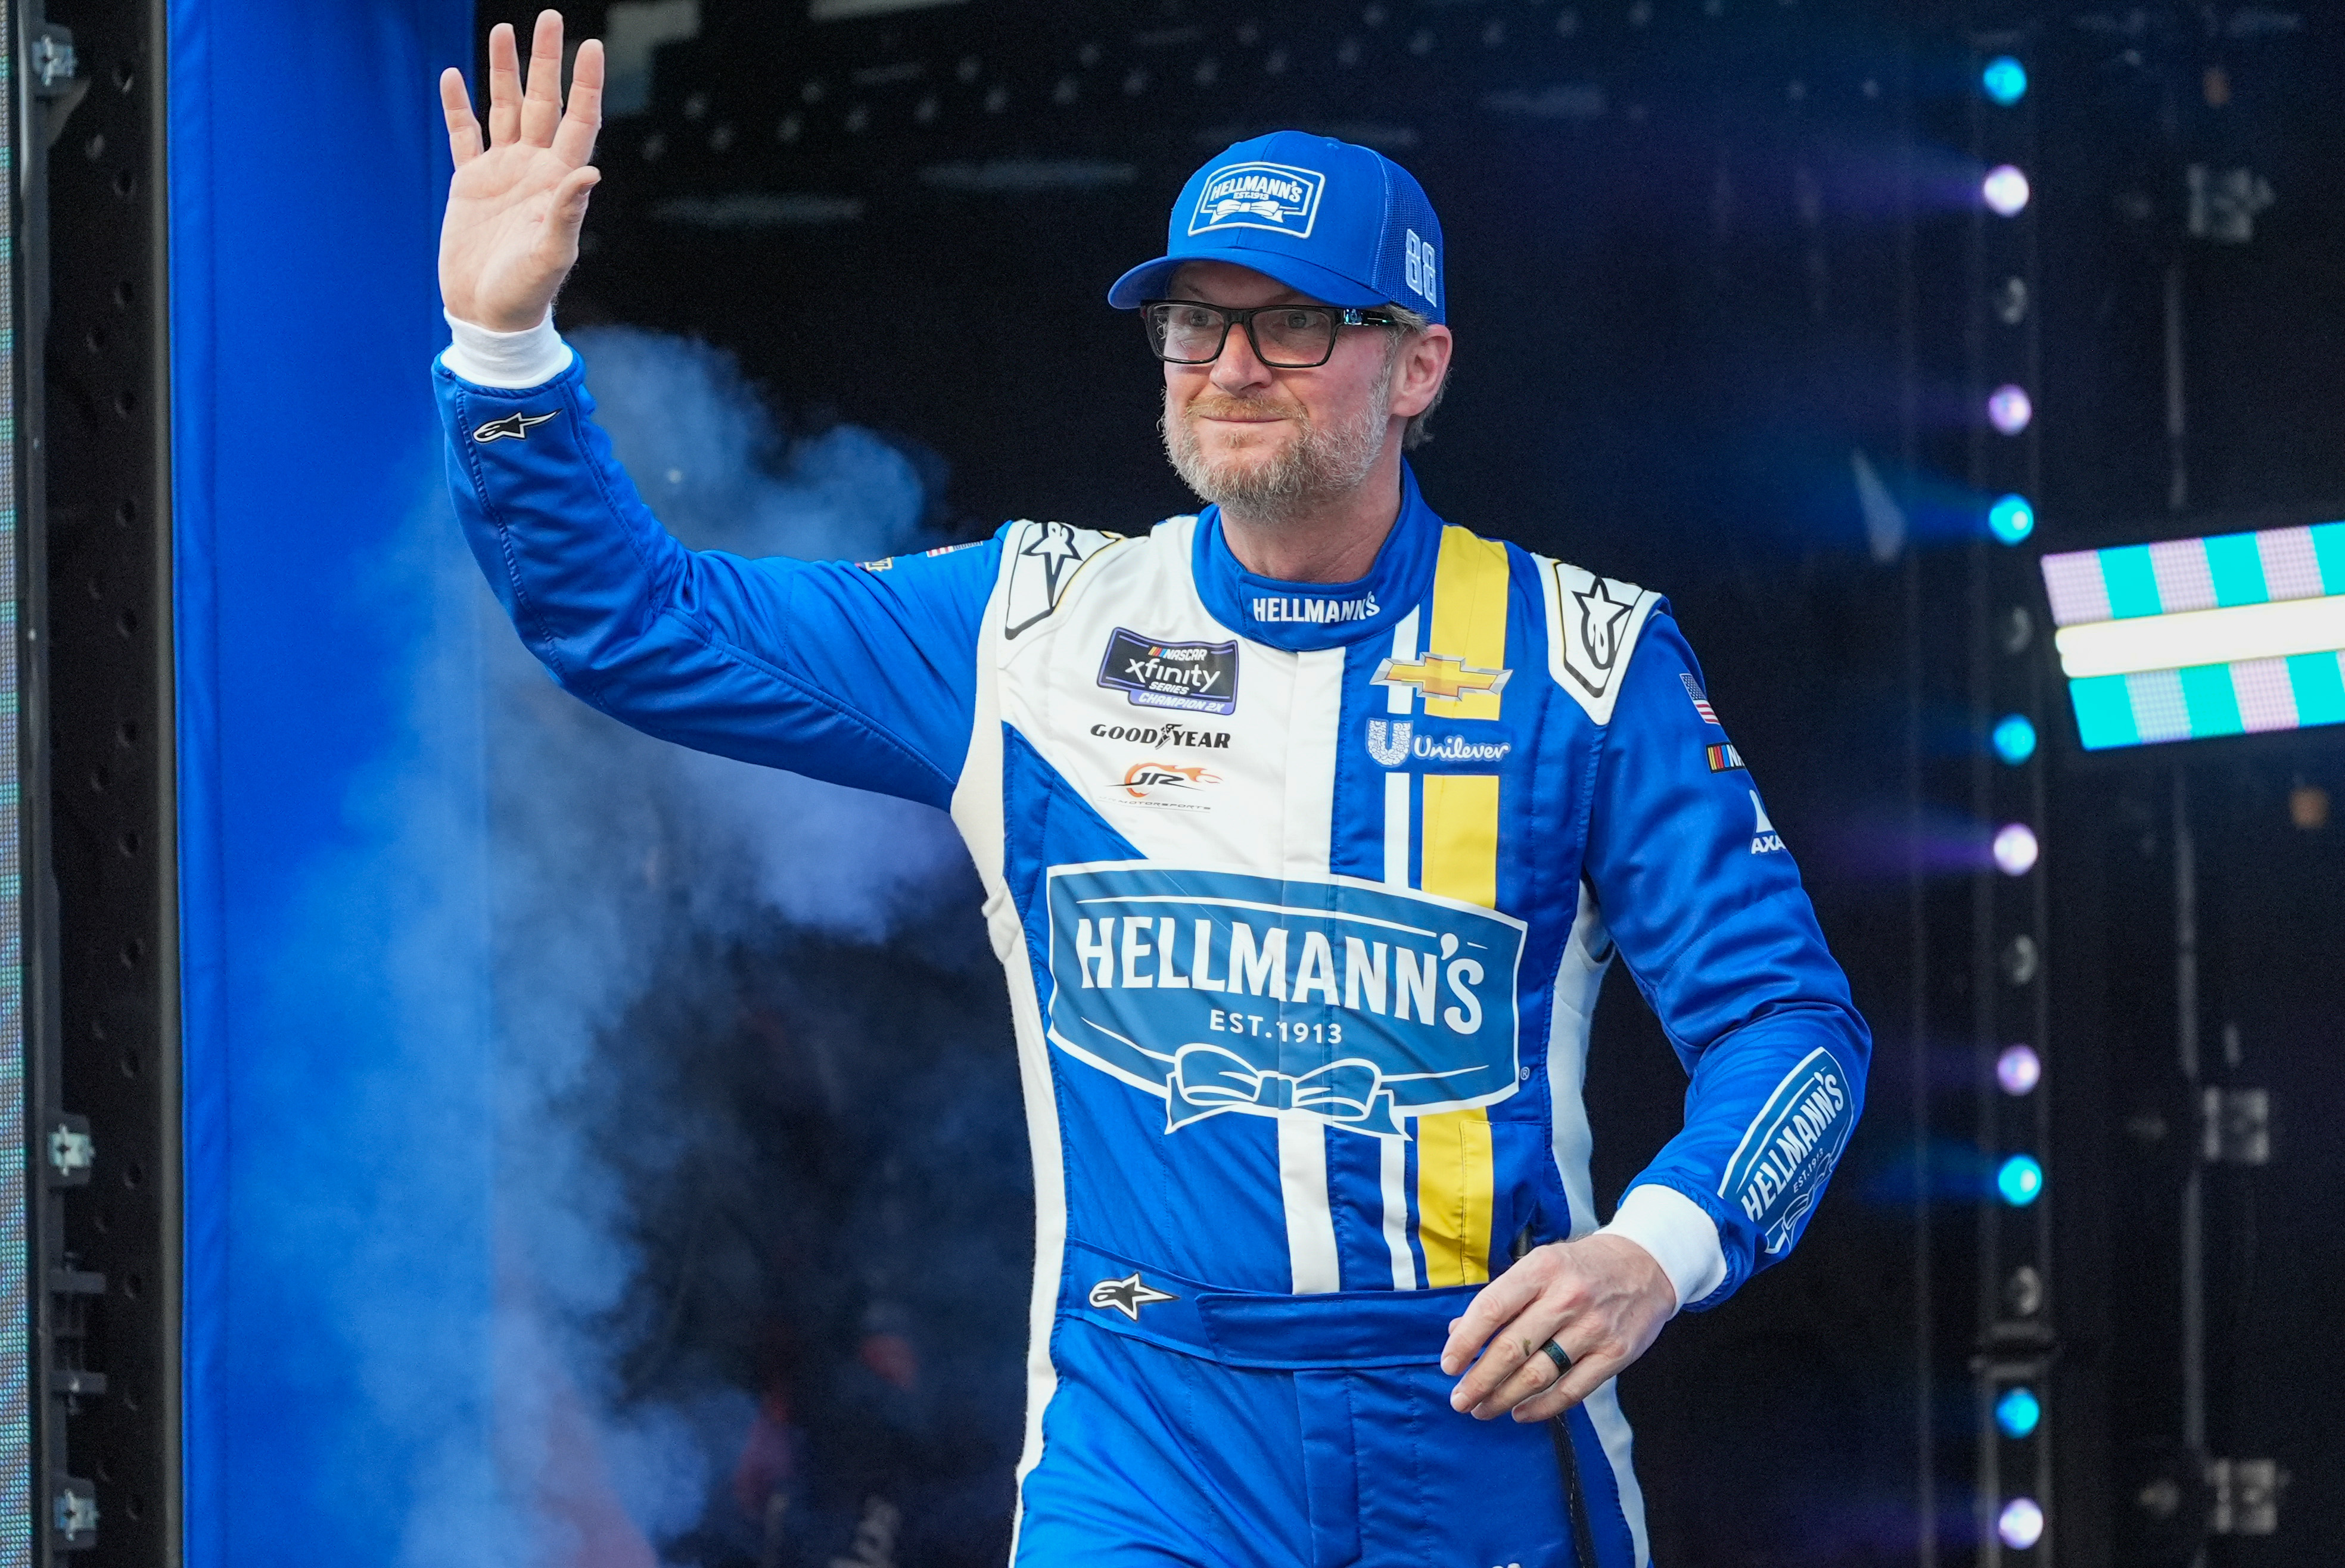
[1365,721,1513,769]
[1371,653,1512,702]
[1251,592,1380,626]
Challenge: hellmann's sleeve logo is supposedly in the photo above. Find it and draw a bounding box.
[1043,864,1526,1139]
[1717,1047,1856,1256]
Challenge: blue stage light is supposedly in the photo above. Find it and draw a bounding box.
[1989,494,2035,545]
[1993,714,2038,765]
[1997,1155,2044,1206]
[1996,1385,2042,1439]
[1983,57,2029,106]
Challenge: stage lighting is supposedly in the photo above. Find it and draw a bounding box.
[1989,494,2035,545]
[1983,165,2031,216]
[1992,714,2038,764]
[1998,1496,2046,1549]
[1997,1155,2044,1206]
[2041,521,2345,748]
[1996,1386,2042,1439]
[1992,823,2038,876]
[1996,1044,2042,1096]
[1983,57,2029,106]
[1989,384,2034,435]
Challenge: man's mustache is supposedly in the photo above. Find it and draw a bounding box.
[1179,393,1308,427]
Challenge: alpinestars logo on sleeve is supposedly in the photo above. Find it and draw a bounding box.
[1088,1272,1179,1321]
[471,410,556,443]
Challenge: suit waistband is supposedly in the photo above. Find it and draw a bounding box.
[1059,1239,1481,1371]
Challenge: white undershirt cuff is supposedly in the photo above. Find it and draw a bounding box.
[1599,1183,1729,1314]
[439,309,573,389]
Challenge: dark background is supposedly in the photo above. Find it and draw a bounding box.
[462,2,2345,1563]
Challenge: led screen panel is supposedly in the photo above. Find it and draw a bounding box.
[2041,523,2345,749]
[0,4,30,1560]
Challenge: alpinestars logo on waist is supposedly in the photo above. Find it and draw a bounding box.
[472,410,556,443]
[1371,653,1512,702]
[1088,1272,1178,1321]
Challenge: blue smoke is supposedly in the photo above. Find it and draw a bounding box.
[242,328,980,1566]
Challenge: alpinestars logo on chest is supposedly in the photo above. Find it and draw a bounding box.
[1088,1272,1179,1321]
[471,410,555,443]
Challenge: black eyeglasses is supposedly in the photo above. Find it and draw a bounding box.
[1143,300,1401,369]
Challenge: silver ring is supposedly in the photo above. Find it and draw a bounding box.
[1542,1339,1573,1376]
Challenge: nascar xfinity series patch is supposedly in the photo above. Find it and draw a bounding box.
[1097,629,1239,716]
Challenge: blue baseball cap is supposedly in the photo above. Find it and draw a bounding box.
[1108,130,1445,324]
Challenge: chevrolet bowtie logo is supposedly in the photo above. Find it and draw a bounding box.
[471,410,556,443]
[1087,1271,1179,1321]
[1371,653,1512,702]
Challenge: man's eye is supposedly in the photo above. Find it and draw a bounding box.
[1171,307,1219,330]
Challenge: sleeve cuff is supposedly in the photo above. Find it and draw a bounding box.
[1600,1184,1728,1312]
[440,309,574,389]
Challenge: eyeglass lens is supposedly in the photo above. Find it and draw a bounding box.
[1147,303,1340,368]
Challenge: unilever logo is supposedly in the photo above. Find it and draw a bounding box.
[1046,863,1525,1138]
[1364,720,1514,770]
[1187,161,1327,238]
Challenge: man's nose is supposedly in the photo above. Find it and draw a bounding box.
[1209,321,1276,395]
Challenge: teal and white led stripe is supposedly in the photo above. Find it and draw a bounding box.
[2039,521,2345,749]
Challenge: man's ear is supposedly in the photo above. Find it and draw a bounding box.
[1391,325,1454,418]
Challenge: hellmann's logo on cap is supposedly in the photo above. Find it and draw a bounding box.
[1189,161,1327,238]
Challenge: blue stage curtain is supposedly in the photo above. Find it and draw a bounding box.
[170,3,486,1563]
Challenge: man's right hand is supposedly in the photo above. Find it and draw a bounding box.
[438,10,603,332]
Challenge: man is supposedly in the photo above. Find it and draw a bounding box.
[434,14,1870,1566]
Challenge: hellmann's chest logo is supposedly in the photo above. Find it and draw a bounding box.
[1044,864,1526,1139]
[1719,1047,1856,1256]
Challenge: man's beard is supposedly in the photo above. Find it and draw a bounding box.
[1161,377,1391,519]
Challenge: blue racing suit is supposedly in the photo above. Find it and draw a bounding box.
[437,340,1871,1568]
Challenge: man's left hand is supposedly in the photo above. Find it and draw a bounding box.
[1439,1234,1677,1422]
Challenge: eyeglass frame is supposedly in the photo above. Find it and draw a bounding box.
[1141,298,1405,369]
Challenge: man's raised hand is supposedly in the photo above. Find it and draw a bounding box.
[438,11,603,332]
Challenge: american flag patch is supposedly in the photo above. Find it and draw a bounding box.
[1681,673,1720,724]
[1706,743,1744,771]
